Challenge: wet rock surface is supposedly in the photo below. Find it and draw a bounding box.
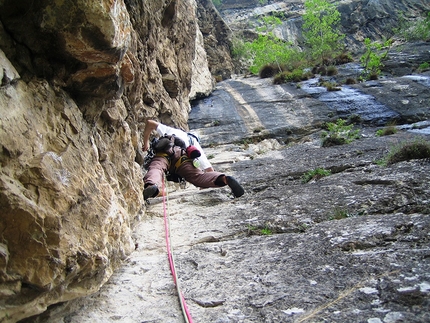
[353,72,430,124]
[35,73,430,322]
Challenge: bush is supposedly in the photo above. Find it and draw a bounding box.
[376,124,398,137]
[334,52,354,65]
[329,207,350,220]
[259,64,278,78]
[233,0,347,75]
[273,69,306,84]
[396,12,430,41]
[385,138,430,165]
[301,167,332,183]
[320,81,341,91]
[360,38,392,80]
[327,66,338,76]
[345,78,357,85]
[369,72,379,80]
[321,119,360,147]
[273,74,285,84]
[312,65,327,75]
[243,34,300,75]
[418,62,430,72]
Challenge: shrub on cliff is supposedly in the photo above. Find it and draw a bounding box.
[385,138,430,165]
[376,124,398,137]
[360,38,392,80]
[273,69,308,84]
[396,12,430,41]
[259,64,277,78]
[321,119,360,147]
[301,168,331,183]
[242,34,300,75]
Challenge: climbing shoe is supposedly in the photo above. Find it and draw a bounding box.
[144,184,159,200]
[226,176,244,198]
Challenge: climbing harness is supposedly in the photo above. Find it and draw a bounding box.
[173,155,192,172]
[161,175,194,323]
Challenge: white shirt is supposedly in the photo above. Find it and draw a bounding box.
[156,123,212,171]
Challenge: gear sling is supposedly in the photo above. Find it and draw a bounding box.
[143,134,199,184]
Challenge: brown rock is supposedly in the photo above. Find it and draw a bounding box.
[0,0,216,321]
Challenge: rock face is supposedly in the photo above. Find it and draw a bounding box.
[23,75,430,323]
[218,0,430,55]
[196,0,235,80]
[0,0,216,321]
[1,0,430,322]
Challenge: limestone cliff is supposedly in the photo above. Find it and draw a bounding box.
[219,0,430,55]
[0,0,216,321]
[196,0,235,80]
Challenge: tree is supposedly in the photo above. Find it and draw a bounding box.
[360,38,392,79]
[233,14,300,75]
[303,0,344,64]
[255,15,283,33]
[246,34,296,74]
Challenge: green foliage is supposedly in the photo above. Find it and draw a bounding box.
[345,78,357,85]
[321,119,360,147]
[418,62,430,71]
[212,0,222,9]
[327,65,338,76]
[230,0,353,76]
[329,207,367,220]
[298,223,309,232]
[384,138,430,165]
[260,227,273,235]
[232,12,305,75]
[247,225,273,236]
[301,167,332,183]
[244,34,298,75]
[273,69,308,84]
[360,38,392,79]
[230,0,354,77]
[329,207,350,220]
[231,36,250,60]
[320,80,341,91]
[376,125,398,137]
[302,0,345,64]
[255,15,283,33]
[395,12,430,41]
[334,52,354,65]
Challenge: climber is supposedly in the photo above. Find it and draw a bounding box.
[142,119,244,200]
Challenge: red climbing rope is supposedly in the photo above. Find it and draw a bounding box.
[162,176,194,323]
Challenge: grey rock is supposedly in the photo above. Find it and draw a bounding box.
[35,72,430,322]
